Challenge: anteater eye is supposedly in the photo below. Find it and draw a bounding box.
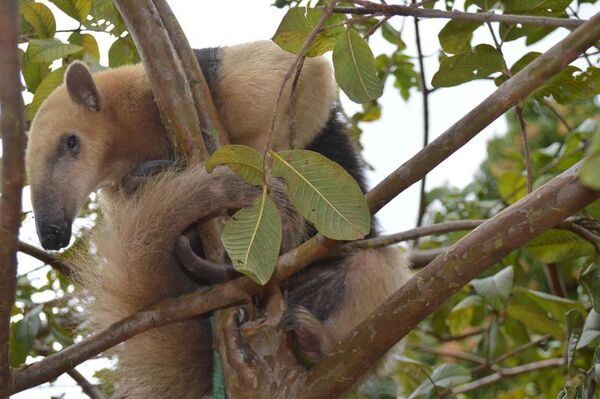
[65,134,79,152]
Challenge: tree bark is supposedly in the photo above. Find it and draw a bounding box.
[0,0,26,396]
[296,163,598,398]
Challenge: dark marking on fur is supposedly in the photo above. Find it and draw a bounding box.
[285,257,347,321]
[194,47,221,98]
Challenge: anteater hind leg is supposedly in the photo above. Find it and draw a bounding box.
[280,305,335,366]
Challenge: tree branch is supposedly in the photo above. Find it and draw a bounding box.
[335,0,585,29]
[365,11,600,215]
[515,105,534,193]
[0,0,26,396]
[412,4,430,235]
[297,163,599,398]
[66,369,106,399]
[112,0,207,162]
[452,358,564,394]
[17,241,72,276]
[7,10,600,397]
[408,345,490,366]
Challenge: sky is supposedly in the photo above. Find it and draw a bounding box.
[13,1,600,397]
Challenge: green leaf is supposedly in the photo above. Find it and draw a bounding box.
[206,145,264,186]
[577,310,600,349]
[513,287,586,323]
[49,0,91,23]
[409,364,471,398]
[431,44,504,88]
[13,305,42,362]
[333,27,383,103]
[581,129,600,190]
[27,66,66,121]
[471,265,514,308]
[538,66,600,105]
[22,42,51,92]
[381,22,406,49]
[108,36,140,67]
[271,149,370,240]
[20,2,56,39]
[446,295,483,335]
[68,32,100,61]
[497,171,527,204]
[391,53,419,101]
[526,230,595,263]
[222,188,282,285]
[581,262,600,313]
[506,303,566,338]
[500,0,571,45]
[84,0,127,36]
[565,309,585,372]
[438,20,481,54]
[26,39,82,63]
[272,7,344,57]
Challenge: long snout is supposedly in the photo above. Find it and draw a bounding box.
[35,216,72,250]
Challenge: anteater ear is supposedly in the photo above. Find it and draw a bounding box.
[65,62,101,111]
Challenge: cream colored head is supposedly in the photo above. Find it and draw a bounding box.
[26,62,169,250]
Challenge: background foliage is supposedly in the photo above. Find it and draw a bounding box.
[11,0,600,397]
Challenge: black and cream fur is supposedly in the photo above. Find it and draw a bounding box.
[25,41,410,398]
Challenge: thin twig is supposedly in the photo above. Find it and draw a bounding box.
[515,105,534,193]
[335,1,585,29]
[412,2,430,235]
[561,221,600,253]
[0,0,26,395]
[288,56,306,149]
[342,220,484,251]
[67,369,107,399]
[409,345,491,366]
[452,358,564,394]
[17,241,72,276]
[542,98,573,133]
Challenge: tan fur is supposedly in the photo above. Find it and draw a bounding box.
[26,41,336,224]
[329,247,410,340]
[217,41,336,150]
[74,165,305,398]
[26,41,409,398]
[74,164,410,398]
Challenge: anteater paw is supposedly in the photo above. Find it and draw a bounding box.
[280,305,334,366]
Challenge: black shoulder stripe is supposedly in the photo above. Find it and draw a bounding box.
[193,47,221,98]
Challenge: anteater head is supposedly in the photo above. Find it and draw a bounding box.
[26,62,167,250]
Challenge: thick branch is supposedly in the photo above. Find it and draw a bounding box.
[151,0,229,148]
[298,164,599,398]
[335,0,584,29]
[112,0,206,161]
[0,0,26,395]
[8,10,600,396]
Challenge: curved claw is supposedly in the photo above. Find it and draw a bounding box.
[280,305,334,366]
[175,235,240,284]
